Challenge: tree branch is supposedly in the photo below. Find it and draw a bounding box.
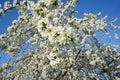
[55,49,81,80]
[99,59,114,74]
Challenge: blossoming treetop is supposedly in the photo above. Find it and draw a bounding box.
[0,0,120,80]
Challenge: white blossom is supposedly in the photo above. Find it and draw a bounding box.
[0,8,4,16]
[4,1,12,10]
[114,33,119,39]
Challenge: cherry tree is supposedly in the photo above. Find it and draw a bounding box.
[0,0,120,80]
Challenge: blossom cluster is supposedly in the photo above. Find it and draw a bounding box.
[0,0,120,80]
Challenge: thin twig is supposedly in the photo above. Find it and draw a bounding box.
[55,49,81,80]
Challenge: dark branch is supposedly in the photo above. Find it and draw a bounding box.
[55,49,81,79]
[99,59,114,74]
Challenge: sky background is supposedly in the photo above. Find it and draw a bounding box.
[0,0,120,66]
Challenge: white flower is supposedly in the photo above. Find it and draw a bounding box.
[13,0,17,7]
[50,57,61,68]
[4,1,12,10]
[91,54,98,59]
[0,33,7,39]
[53,17,59,24]
[12,20,19,25]
[2,63,8,69]
[48,47,58,59]
[114,33,119,39]
[0,8,4,16]
[0,42,7,50]
[67,49,73,56]
[89,61,96,66]
[7,26,15,32]
[86,50,91,57]
[69,57,75,64]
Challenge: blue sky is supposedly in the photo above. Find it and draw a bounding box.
[0,0,120,66]
[78,0,120,19]
[0,0,120,33]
